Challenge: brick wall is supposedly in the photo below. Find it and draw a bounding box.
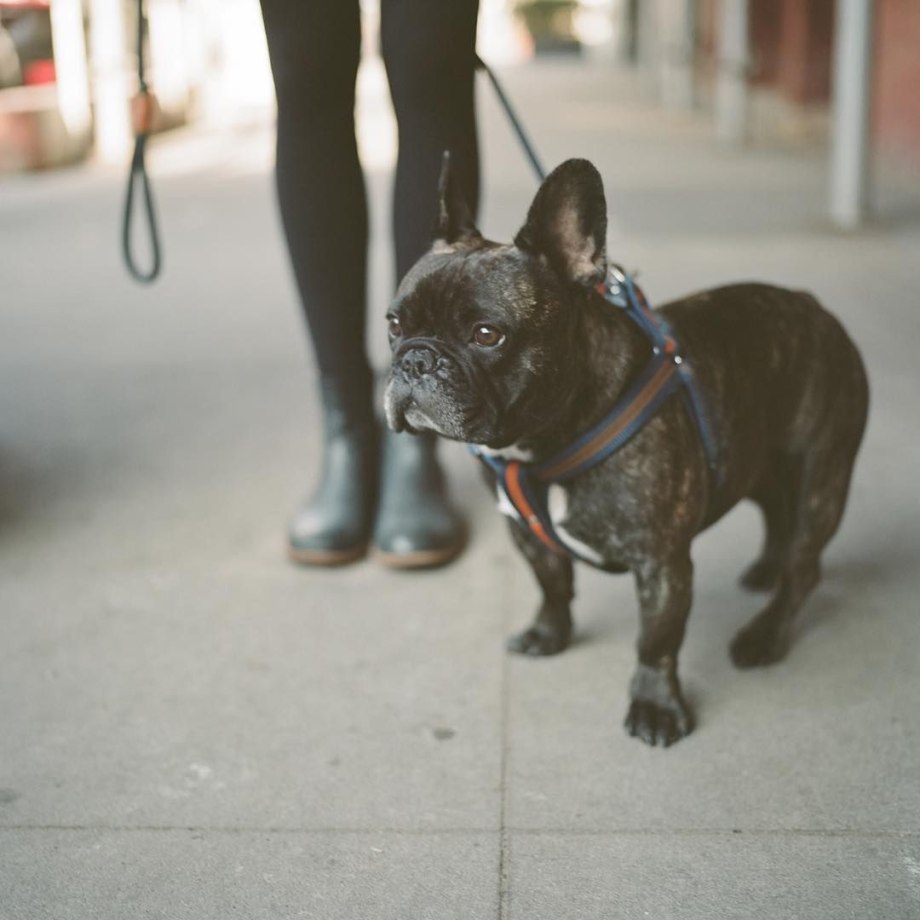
[872,0,920,158]
[749,0,834,105]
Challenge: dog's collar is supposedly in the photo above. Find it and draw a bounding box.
[471,267,720,562]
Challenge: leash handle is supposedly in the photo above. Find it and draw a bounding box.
[122,126,162,283]
[476,55,547,184]
[121,0,162,284]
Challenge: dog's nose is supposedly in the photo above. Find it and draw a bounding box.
[401,346,437,379]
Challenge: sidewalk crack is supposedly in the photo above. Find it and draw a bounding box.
[498,553,513,920]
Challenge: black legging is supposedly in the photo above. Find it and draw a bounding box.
[260,0,480,381]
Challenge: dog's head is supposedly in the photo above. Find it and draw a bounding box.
[384,156,608,449]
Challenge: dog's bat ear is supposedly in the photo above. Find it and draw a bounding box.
[514,159,608,287]
[435,151,481,246]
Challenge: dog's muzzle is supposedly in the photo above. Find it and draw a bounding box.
[386,337,475,439]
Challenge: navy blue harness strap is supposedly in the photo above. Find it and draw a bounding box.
[472,269,720,562]
[533,352,681,482]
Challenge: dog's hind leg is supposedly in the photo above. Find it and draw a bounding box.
[505,522,574,657]
[740,457,803,592]
[731,444,859,668]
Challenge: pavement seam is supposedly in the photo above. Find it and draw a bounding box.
[498,555,513,920]
[1,825,917,839]
[508,827,920,839]
[0,825,495,835]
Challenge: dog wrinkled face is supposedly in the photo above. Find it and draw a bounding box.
[384,154,609,448]
[384,245,553,446]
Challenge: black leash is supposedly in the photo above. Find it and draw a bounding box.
[119,50,537,284]
[121,0,162,283]
[475,55,547,184]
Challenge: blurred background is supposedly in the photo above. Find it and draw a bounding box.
[1,0,918,212]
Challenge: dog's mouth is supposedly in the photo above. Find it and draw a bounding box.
[383,374,465,440]
[384,365,504,444]
[383,384,424,435]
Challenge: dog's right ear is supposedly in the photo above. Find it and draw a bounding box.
[514,158,608,287]
[434,151,481,248]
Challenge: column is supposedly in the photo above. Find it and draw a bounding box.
[716,0,749,143]
[829,0,875,228]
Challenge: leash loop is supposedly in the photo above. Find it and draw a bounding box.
[122,126,162,283]
[121,0,162,284]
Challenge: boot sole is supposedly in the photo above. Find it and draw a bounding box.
[287,543,367,567]
[372,539,464,570]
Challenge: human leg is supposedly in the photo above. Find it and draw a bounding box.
[375,0,481,567]
[261,0,376,563]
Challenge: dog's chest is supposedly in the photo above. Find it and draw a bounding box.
[495,481,607,565]
[547,485,606,564]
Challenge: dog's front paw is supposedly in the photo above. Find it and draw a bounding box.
[624,663,694,747]
[506,623,570,657]
[624,697,693,747]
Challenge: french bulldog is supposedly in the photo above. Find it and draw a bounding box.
[384,157,869,747]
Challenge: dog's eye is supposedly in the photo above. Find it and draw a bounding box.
[387,317,403,338]
[473,324,505,348]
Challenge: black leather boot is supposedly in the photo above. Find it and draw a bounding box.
[372,430,465,569]
[288,376,378,566]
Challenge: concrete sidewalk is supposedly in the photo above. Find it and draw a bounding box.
[1,57,919,919]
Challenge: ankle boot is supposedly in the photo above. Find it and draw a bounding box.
[288,376,378,566]
[372,430,465,569]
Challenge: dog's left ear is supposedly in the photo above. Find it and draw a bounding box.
[514,159,607,286]
[434,151,481,246]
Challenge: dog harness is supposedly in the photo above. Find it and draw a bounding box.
[471,267,720,562]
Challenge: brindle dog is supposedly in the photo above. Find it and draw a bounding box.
[385,157,869,746]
